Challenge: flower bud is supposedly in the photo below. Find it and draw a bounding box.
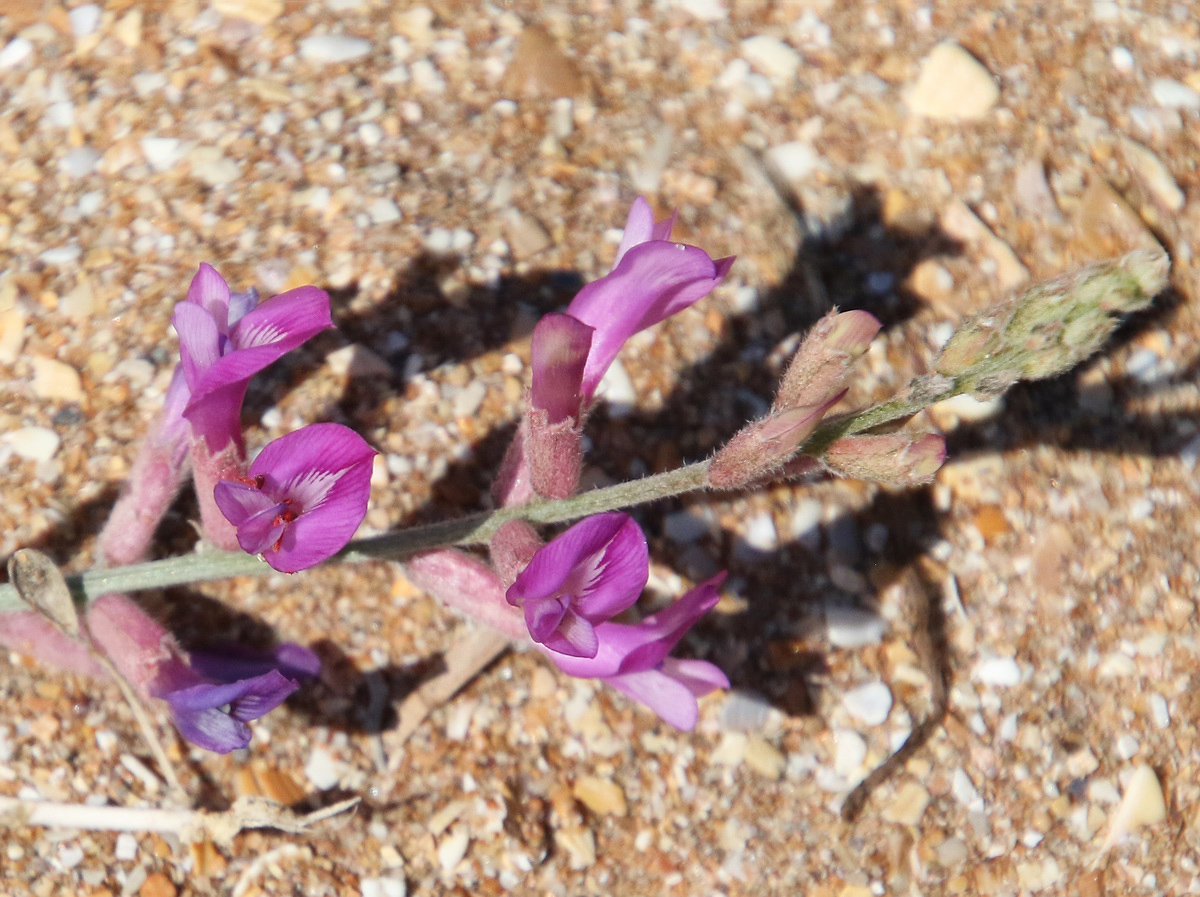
[774,310,881,411]
[822,432,946,486]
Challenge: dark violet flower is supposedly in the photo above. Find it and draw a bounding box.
[84,593,314,753]
[172,263,333,453]
[565,197,734,401]
[506,512,648,658]
[213,423,377,573]
[543,574,729,731]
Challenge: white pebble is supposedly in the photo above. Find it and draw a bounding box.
[69,4,102,38]
[740,35,801,83]
[824,605,888,648]
[114,833,138,862]
[141,137,183,171]
[1109,46,1134,73]
[1116,734,1140,760]
[299,34,372,64]
[304,746,343,790]
[452,380,486,418]
[740,512,778,552]
[4,427,61,462]
[766,141,820,183]
[1150,78,1200,110]
[832,728,867,777]
[673,0,727,20]
[0,37,33,69]
[60,147,100,178]
[436,827,470,871]
[1149,693,1170,729]
[972,655,1022,687]
[56,844,84,870]
[367,197,402,224]
[841,682,892,726]
[907,40,999,120]
[39,245,82,266]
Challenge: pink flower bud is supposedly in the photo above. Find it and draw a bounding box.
[822,432,947,486]
[774,310,881,412]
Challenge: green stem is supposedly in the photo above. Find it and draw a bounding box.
[0,461,712,613]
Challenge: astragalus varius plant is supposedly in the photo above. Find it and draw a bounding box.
[0,198,1167,764]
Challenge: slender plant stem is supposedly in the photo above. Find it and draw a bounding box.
[0,461,713,613]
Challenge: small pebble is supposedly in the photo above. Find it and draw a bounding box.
[299,34,373,64]
[69,4,101,38]
[739,512,778,552]
[825,605,888,648]
[740,35,801,83]
[744,736,786,779]
[1101,765,1166,851]
[503,25,585,99]
[907,41,999,120]
[31,357,84,403]
[841,682,893,726]
[572,776,627,815]
[594,357,636,416]
[881,781,930,825]
[114,833,138,862]
[0,38,33,69]
[4,427,61,462]
[304,746,342,790]
[141,137,184,171]
[1150,77,1200,110]
[766,141,821,183]
[1149,693,1170,729]
[832,728,867,777]
[436,826,470,872]
[972,655,1022,687]
[60,147,100,178]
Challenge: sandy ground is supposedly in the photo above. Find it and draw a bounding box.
[2,1,1200,895]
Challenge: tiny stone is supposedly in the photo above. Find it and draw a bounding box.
[881,781,931,825]
[744,736,786,779]
[825,605,888,648]
[740,512,778,552]
[1116,734,1140,760]
[4,426,61,462]
[740,35,801,83]
[594,357,636,416]
[719,689,778,732]
[972,655,1022,687]
[367,197,402,224]
[842,682,893,726]
[453,380,487,418]
[673,0,727,20]
[0,38,33,69]
[0,306,27,363]
[1120,139,1185,211]
[113,9,142,48]
[61,147,100,178]
[139,871,176,897]
[832,728,867,778]
[766,141,820,183]
[936,836,969,867]
[1150,77,1200,110]
[114,833,138,862]
[31,357,84,403]
[213,0,283,25]
[572,776,627,815]
[436,826,470,872]
[304,746,342,790]
[503,24,585,99]
[141,137,184,171]
[1102,765,1167,850]
[57,844,84,869]
[504,211,553,258]
[299,34,373,64]
[327,344,393,379]
[69,4,101,38]
[1149,693,1170,729]
[907,41,999,120]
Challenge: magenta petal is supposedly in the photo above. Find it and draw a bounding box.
[235,501,288,556]
[185,263,232,326]
[231,285,333,351]
[525,595,567,643]
[568,241,733,398]
[510,513,648,621]
[249,422,376,494]
[540,620,632,678]
[620,574,725,673]
[604,667,702,730]
[660,657,730,695]
[163,669,298,753]
[539,610,599,658]
[530,313,593,424]
[613,196,656,266]
[172,302,222,391]
[213,479,276,526]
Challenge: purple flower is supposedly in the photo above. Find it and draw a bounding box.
[506,513,648,658]
[543,574,729,730]
[84,593,316,753]
[565,197,734,401]
[172,263,333,453]
[213,423,376,573]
